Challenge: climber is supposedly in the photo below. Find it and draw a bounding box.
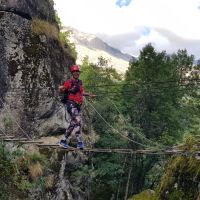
[58,65,95,149]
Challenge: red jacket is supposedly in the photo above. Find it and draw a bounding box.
[63,79,84,104]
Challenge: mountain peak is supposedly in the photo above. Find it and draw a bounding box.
[62,27,135,74]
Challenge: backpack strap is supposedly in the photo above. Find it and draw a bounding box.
[69,79,82,86]
[69,79,82,94]
[78,80,82,86]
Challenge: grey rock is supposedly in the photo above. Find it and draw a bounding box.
[0,1,89,200]
[0,4,74,138]
[0,0,56,23]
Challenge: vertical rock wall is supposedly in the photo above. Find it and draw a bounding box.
[0,2,90,200]
[0,0,75,138]
[0,0,56,23]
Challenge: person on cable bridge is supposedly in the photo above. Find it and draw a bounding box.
[59,65,95,149]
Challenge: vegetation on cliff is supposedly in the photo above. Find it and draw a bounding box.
[79,44,199,199]
[0,1,199,198]
[0,143,49,199]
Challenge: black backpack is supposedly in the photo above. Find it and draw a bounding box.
[60,79,82,104]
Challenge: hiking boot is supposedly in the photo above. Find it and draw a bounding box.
[77,141,85,149]
[59,139,69,149]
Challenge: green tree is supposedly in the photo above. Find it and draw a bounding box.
[58,31,77,60]
[55,11,62,29]
[79,47,199,199]
[55,11,77,60]
[123,44,195,144]
[80,57,132,199]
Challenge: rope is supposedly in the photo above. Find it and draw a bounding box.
[93,86,199,98]
[0,78,199,91]
[0,126,7,136]
[107,97,166,149]
[3,87,198,98]
[85,98,151,148]
[84,78,200,88]
[37,145,200,157]
[0,98,31,140]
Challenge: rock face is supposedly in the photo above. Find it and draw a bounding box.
[0,0,75,138]
[31,148,89,200]
[0,1,90,200]
[0,0,56,23]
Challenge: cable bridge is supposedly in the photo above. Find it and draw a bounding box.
[1,134,200,158]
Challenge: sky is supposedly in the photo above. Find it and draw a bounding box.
[54,0,200,59]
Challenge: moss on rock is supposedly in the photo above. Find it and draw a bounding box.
[155,137,200,200]
[128,189,156,200]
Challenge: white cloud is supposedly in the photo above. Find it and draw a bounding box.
[54,0,200,58]
[135,30,170,47]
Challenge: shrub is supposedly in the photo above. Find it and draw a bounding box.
[2,116,13,129]
[58,31,77,60]
[29,162,43,181]
[0,144,49,199]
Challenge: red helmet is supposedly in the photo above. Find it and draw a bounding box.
[70,65,80,72]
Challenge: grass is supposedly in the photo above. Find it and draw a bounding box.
[31,18,77,60]
[29,162,43,180]
[31,18,59,39]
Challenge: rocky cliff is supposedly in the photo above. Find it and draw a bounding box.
[0,0,75,138]
[0,0,56,23]
[0,1,91,199]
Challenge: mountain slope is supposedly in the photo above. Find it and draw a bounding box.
[62,27,134,74]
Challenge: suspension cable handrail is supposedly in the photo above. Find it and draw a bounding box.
[85,98,152,148]
[0,98,31,140]
[106,97,166,149]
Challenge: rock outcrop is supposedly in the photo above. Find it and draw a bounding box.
[0,0,75,138]
[0,1,93,200]
[0,0,56,23]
